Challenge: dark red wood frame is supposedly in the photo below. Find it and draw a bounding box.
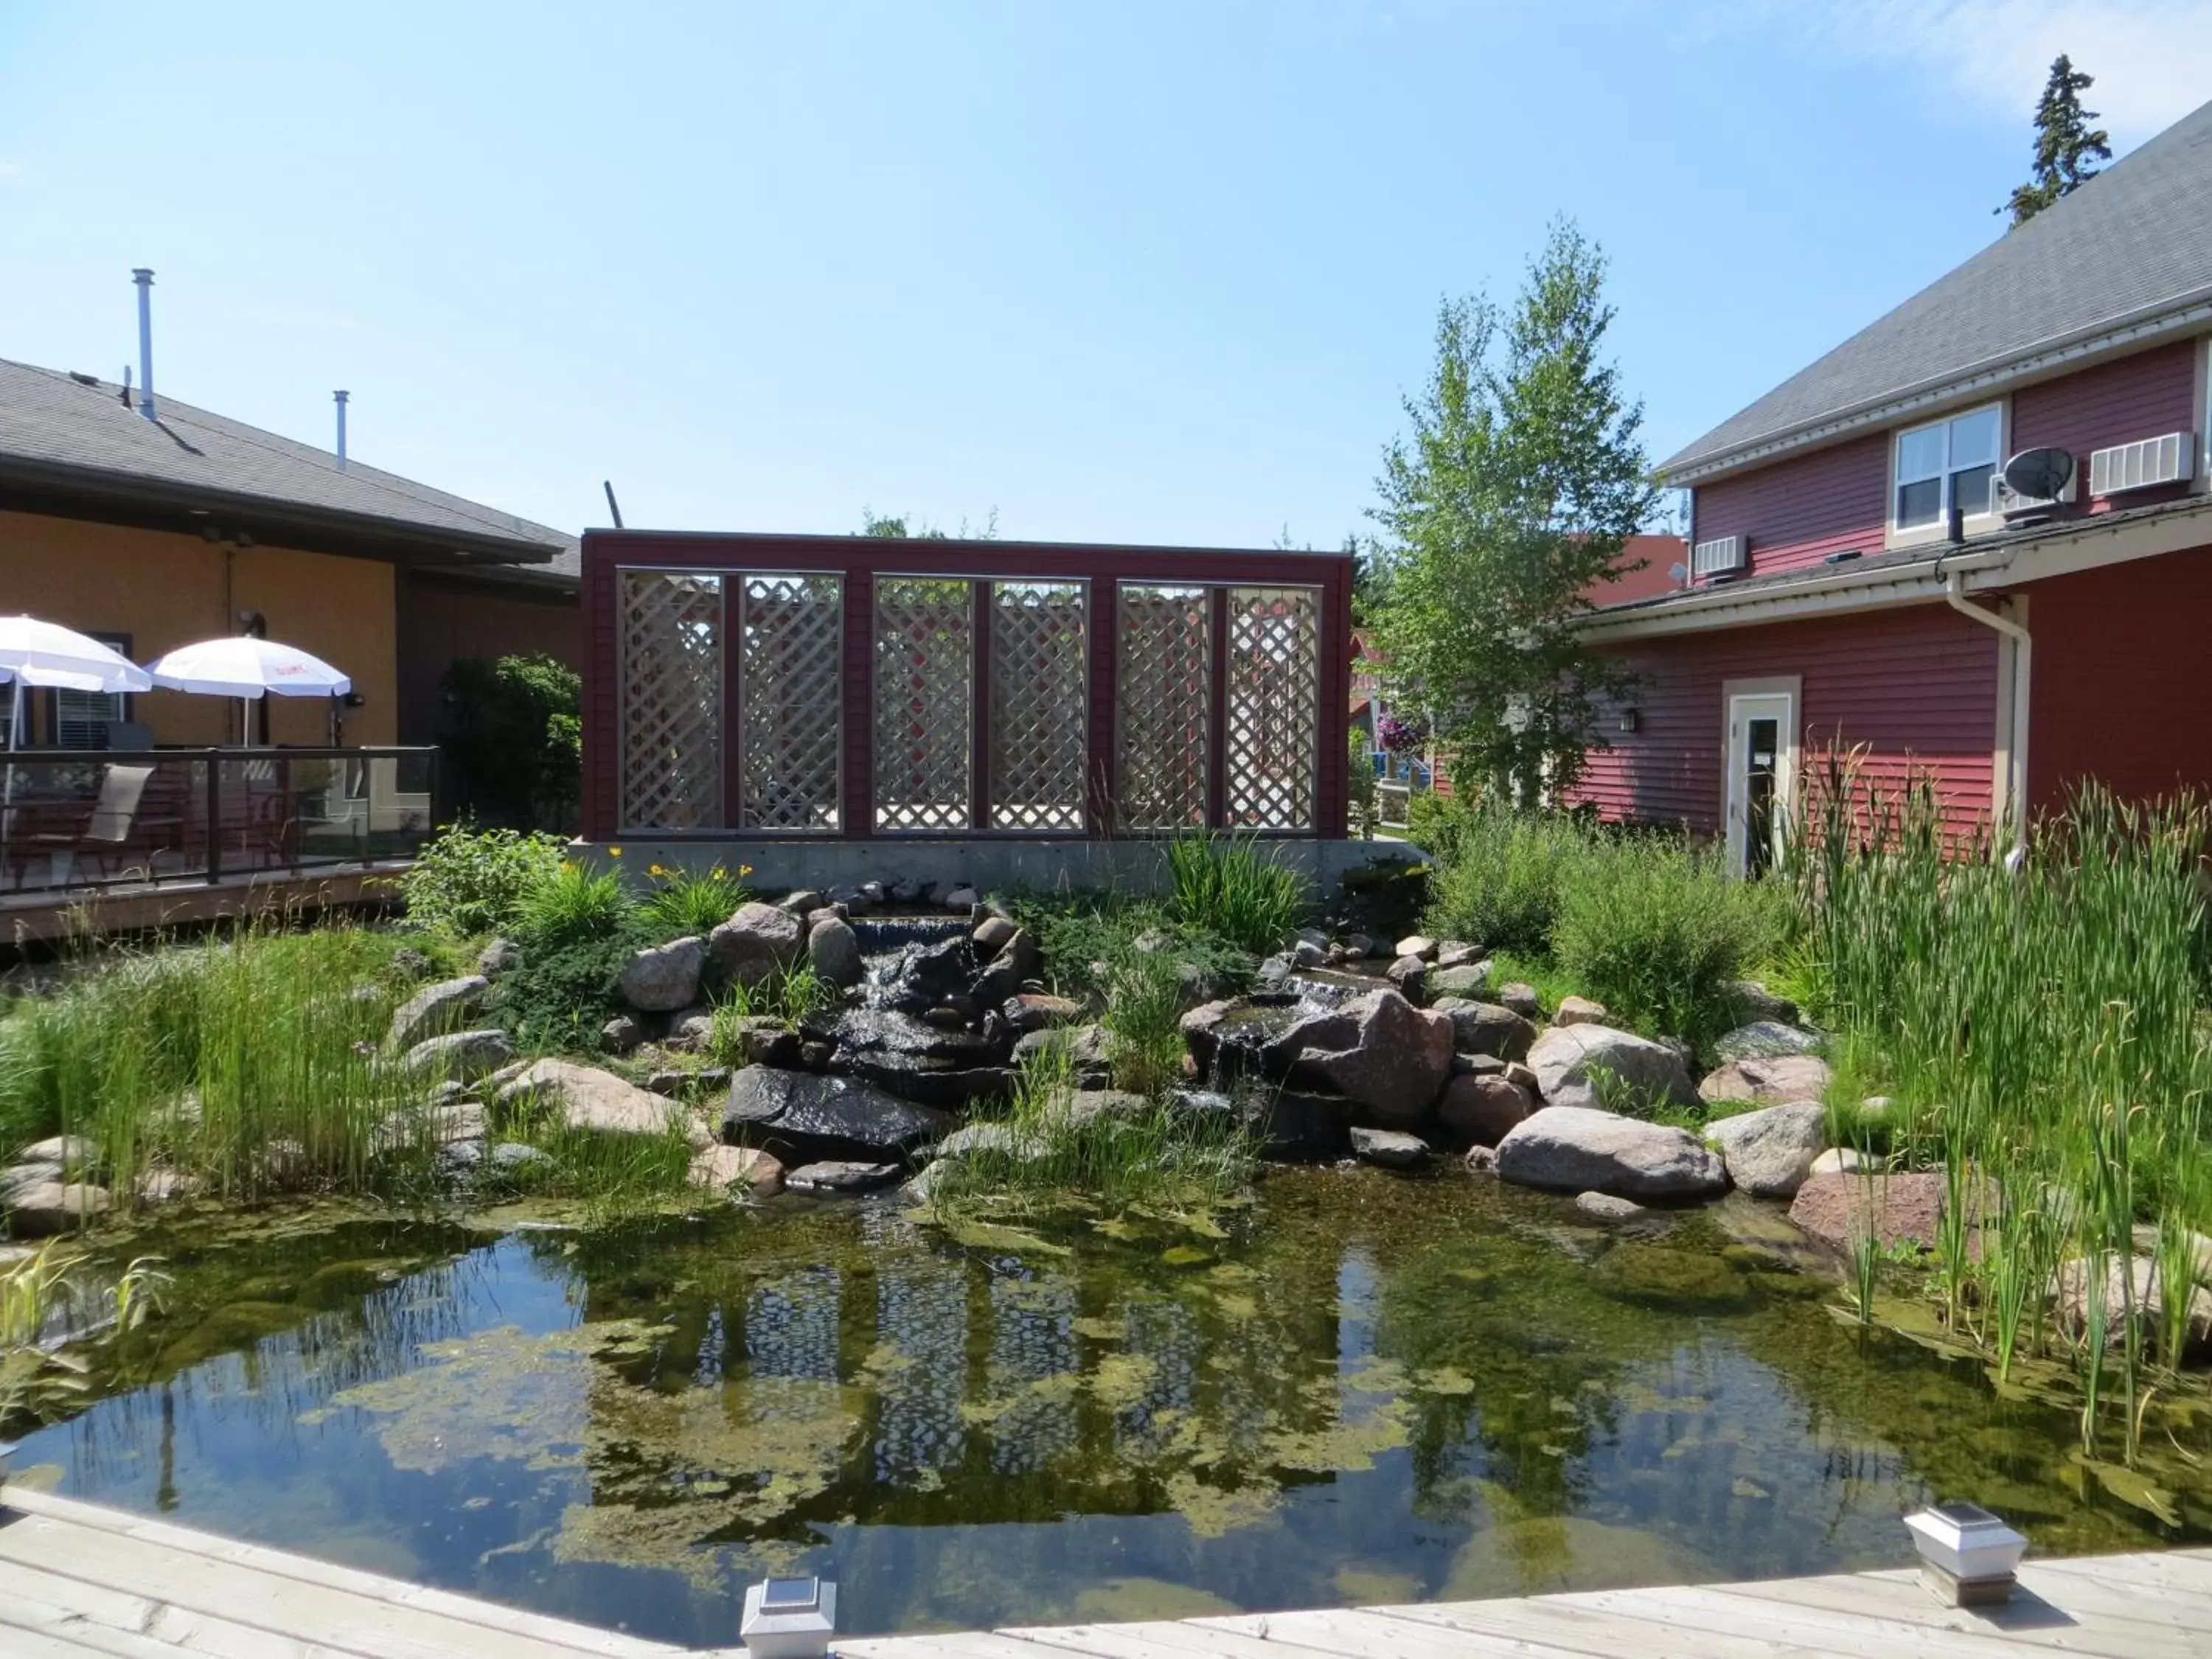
[582,531,1354,842]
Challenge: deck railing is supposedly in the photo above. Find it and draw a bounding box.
[0,745,437,896]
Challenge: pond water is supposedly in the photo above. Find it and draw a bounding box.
[15,1170,2209,1642]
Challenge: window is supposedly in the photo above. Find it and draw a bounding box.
[1894,404,2002,530]
[48,631,134,751]
[0,680,15,750]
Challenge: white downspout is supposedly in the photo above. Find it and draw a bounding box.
[1942,566,2030,863]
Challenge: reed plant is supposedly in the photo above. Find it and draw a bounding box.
[641,861,751,938]
[1165,832,1310,956]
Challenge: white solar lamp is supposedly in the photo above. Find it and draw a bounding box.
[0,1440,15,1489]
[741,1575,837,1657]
[1905,1502,2028,1606]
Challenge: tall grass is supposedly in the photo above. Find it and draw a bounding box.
[1790,755,2212,1459]
[1419,798,1596,954]
[1165,832,1309,956]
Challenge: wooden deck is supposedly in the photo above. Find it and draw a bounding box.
[0,861,405,945]
[2,1484,2207,1658]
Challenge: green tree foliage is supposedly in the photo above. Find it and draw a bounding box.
[860,508,1000,539]
[2003,55,2111,226]
[1371,222,1656,804]
[439,653,582,830]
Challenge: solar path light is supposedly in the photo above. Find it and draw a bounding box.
[740,1575,838,1657]
[1905,1502,2028,1607]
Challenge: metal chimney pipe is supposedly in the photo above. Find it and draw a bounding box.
[334,389,349,469]
[131,268,156,422]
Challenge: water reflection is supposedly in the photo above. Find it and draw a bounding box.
[14,1172,2207,1640]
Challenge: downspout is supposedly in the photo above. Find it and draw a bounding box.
[1941,563,2031,863]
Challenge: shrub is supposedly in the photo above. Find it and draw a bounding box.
[1165,832,1309,956]
[517,863,636,950]
[493,931,639,1053]
[439,653,582,830]
[1549,835,1787,1057]
[400,823,568,937]
[1422,801,1596,954]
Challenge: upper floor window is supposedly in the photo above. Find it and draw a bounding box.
[1895,404,2002,530]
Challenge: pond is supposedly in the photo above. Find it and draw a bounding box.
[13,1170,2208,1643]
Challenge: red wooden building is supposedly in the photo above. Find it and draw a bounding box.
[580,531,1354,852]
[1576,95,2212,871]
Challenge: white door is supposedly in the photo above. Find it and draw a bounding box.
[1725,691,1796,877]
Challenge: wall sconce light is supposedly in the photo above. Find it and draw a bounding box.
[741,1576,838,1657]
[1905,1503,2027,1606]
[1618,709,1640,734]
[341,691,366,709]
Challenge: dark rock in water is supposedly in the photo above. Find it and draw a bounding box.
[1233,1080,1353,1161]
[1181,992,1304,1081]
[1436,1074,1536,1147]
[1349,1125,1432,1169]
[785,1159,902,1193]
[1006,992,1080,1034]
[1262,989,1454,1129]
[808,917,865,987]
[490,1141,551,1173]
[876,933,978,1014]
[723,1068,953,1164]
[1591,1242,1751,1310]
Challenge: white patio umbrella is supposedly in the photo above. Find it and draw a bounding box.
[145,636,352,744]
[0,616,156,863]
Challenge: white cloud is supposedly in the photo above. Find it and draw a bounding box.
[1742,1,2212,141]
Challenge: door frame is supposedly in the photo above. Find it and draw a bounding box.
[1721,675,1801,877]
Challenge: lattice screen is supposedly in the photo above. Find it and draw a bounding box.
[1224,586,1319,830]
[989,582,1088,830]
[738,574,844,832]
[1116,585,1210,830]
[619,569,724,832]
[874,578,973,830]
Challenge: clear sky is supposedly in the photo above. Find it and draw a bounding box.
[3,1,2208,548]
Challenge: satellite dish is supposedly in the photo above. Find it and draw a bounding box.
[1669,563,1689,585]
[2002,447,2075,501]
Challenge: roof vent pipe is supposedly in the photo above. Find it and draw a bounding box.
[131,268,156,422]
[334,389,349,469]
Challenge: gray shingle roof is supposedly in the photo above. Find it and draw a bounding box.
[0,357,574,563]
[1662,97,2212,479]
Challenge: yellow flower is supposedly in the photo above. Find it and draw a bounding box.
[649,863,669,878]
[607,846,624,858]
[740,863,755,877]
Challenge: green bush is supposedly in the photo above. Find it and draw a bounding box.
[1548,835,1784,1055]
[517,863,636,950]
[1165,832,1309,956]
[493,931,641,1053]
[400,823,568,937]
[440,654,582,831]
[1422,801,1596,954]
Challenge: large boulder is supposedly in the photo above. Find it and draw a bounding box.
[2051,1255,2212,1361]
[1711,1020,1823,1064]
[4,1179,111,1235]
[619,936,706,1014]
[722,1067,953,1165]
[1526,1024,1698,1116]
[1787,1171,1947,1254]
[1435,1001,1537,1064]
[1428,961,1490,999]
[818,1007,1014,1110]
[1705,1099,1828,1197]
[1700,1052,1833,1105]
[1349,1125,1432,1169]
[1552,996,1611,1029]
[1436,1074,1536,1147]
[1263,988,1453,1129]
[499,1059,703,1143]
[385,975,488,1052]
[807,917,864,988]
[709,902,806,987]
[402,1028,516,1081]
[1494,1106,1728,1200]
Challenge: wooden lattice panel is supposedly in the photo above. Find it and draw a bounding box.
[1116,584,1211,830]
[989,582,1088,830]
[738,574,844,832]
[1224,585,1319,830]
[618,569,724,832]
[874,577,973,830]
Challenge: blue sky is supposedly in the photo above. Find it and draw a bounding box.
[3,1,2208,547]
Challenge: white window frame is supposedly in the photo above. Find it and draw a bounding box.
[1888,400,2006,548]
[1722,675,1800,879]
[2197,335,2211,495]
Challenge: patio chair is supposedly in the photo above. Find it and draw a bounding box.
[11,762,156,886]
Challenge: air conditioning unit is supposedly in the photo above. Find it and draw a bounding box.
[1691,534,1746,578]
[2088,432,2196,497]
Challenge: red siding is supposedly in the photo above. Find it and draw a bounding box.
[1586,534,1692,607]
[1573,603,1999,837]
[2011,340,2202,521]
[1691,433,1890,580]
[2027,542,2212,811]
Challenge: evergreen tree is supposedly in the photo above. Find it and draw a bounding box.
[1371,222,1655,807]
[2003,55,2112,226]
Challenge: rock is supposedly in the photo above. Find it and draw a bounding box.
[1576,1191,1644,1221]
[1385,956,1427,1000]
[1013,1022,1112,1087]
[1437,1001,1537,1064]
[1048,1088,1154,1128]
[1495,1106,1728,1200]
[723,1067,953,1164]
[617,936,706,1014]
[1858,1096,1894,1118]
[646,1065,732,1096]
[1809,1147,1870,1176]
[1705,1100,1828,1197]
[824,883,871,917]
[661,1006,718,1053]
[1429,962,1490,998]
[1179,999,1239,1075]
[1394,934,1438,961]
[490,1142,552,1174]
[1527,1025,1698,1116]
[385,975,489,1052]
[1700,1052,1833,1106]
[931,1123,1048,1161]
[1462,1144,1498,1174]
[5,1180,111,1235]
[709,902,807,987]
[859,880,888,906]
[807,917,865,987]
[686,1143,784,1197]
[821,1006,1013,1109]
[403,1029,516,1080]
[973,915,1017,954]
[1435,941,1481,969]
[18,1136,93,1169]
[1006,992,1081,1035]
[1730,979,1799,1025]
[1452,1051,1506,1077]
[1343,933,1375,959]
[1787,1171,1947,1254]
[1712,1020,1823,1063]
[1254,953,1294,990]
[1239,1085,1356,1161]
[476,938,521,978]
[781,889,825,915]
[498,1059,695,1141]
[1436,1074,1536,1147]
[1551,995,1610,1028]
[1503,1060,1540,1093]
[1264,988,1454,1129]
[134,1168,202,1206]
[888,877,922,902]
[388,946,437,981]
[1349,1126,1431,1169]
[975,928,1042,1003]
[601,1015,644,1056]
[1592,1243,1752,1310]
[945,886,980,911]
[786,1160,902,1193]
[719,1015,798,1068]
[2052,1256,2212,1360]
[1495,982,1543,1019]
[1292,939,1326,969]
[437,1137,487,1176]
